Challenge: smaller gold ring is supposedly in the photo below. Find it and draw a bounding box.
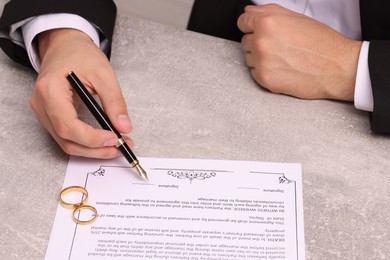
[60,186,88,209]
[72,205,98,225]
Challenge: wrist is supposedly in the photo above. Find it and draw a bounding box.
[326,39,362,101]
[38,28,93,61]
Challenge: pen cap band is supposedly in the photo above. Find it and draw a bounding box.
[115,138,126,148]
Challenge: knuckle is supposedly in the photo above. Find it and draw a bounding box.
[34,78,49,97]
[52,120,71,140]
[108,96,125,106]
[253,37,268,52]
[264,3,280,11]
[59,141,76,155]
[77,124,102,148]
[259,14,278,29]
[252,70,272,88]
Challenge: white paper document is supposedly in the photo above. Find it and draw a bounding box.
[45,157,305,260]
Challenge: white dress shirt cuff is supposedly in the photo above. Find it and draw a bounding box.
[354,41,374,112]
[21,13,100,72]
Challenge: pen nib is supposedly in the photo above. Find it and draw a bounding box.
[133,164,149,181]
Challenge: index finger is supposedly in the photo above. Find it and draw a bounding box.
[80,69,133,135]
[237,4,295,33]
[237,11,258,34]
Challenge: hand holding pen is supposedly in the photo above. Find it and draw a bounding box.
[67,71,148,181]
[30,29,133,159]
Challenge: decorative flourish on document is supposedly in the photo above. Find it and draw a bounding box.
[89,167,106,177]
[250,171,295,185]
[279,173,293,184]
[167,170,216,183]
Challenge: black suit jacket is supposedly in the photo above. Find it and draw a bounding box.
[0,0,389,134]
[0,0,116,68]
[359,1,390,134]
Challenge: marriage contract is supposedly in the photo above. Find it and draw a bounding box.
[45,157,305,259]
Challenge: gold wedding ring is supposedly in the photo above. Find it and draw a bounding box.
[60,186,88,209]
[73,205,98,225]
[60,186,98,225]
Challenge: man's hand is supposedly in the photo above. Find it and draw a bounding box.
[237,4,362,101]
[30,28,133,158]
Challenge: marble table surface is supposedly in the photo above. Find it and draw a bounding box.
[0,12,389,260]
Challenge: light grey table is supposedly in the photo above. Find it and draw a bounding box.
[0,13,389,260]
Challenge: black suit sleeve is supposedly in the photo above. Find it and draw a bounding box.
[360,0,390,134]
[187,0,252,42]
[0,0,117,69]
[367,42,390,134]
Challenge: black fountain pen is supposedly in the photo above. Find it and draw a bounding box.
[66,71,148,181]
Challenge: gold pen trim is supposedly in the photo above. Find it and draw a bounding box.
[115,137,126,148]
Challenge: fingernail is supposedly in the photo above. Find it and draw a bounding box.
[103,138,118,147]
[118,114,132,131]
